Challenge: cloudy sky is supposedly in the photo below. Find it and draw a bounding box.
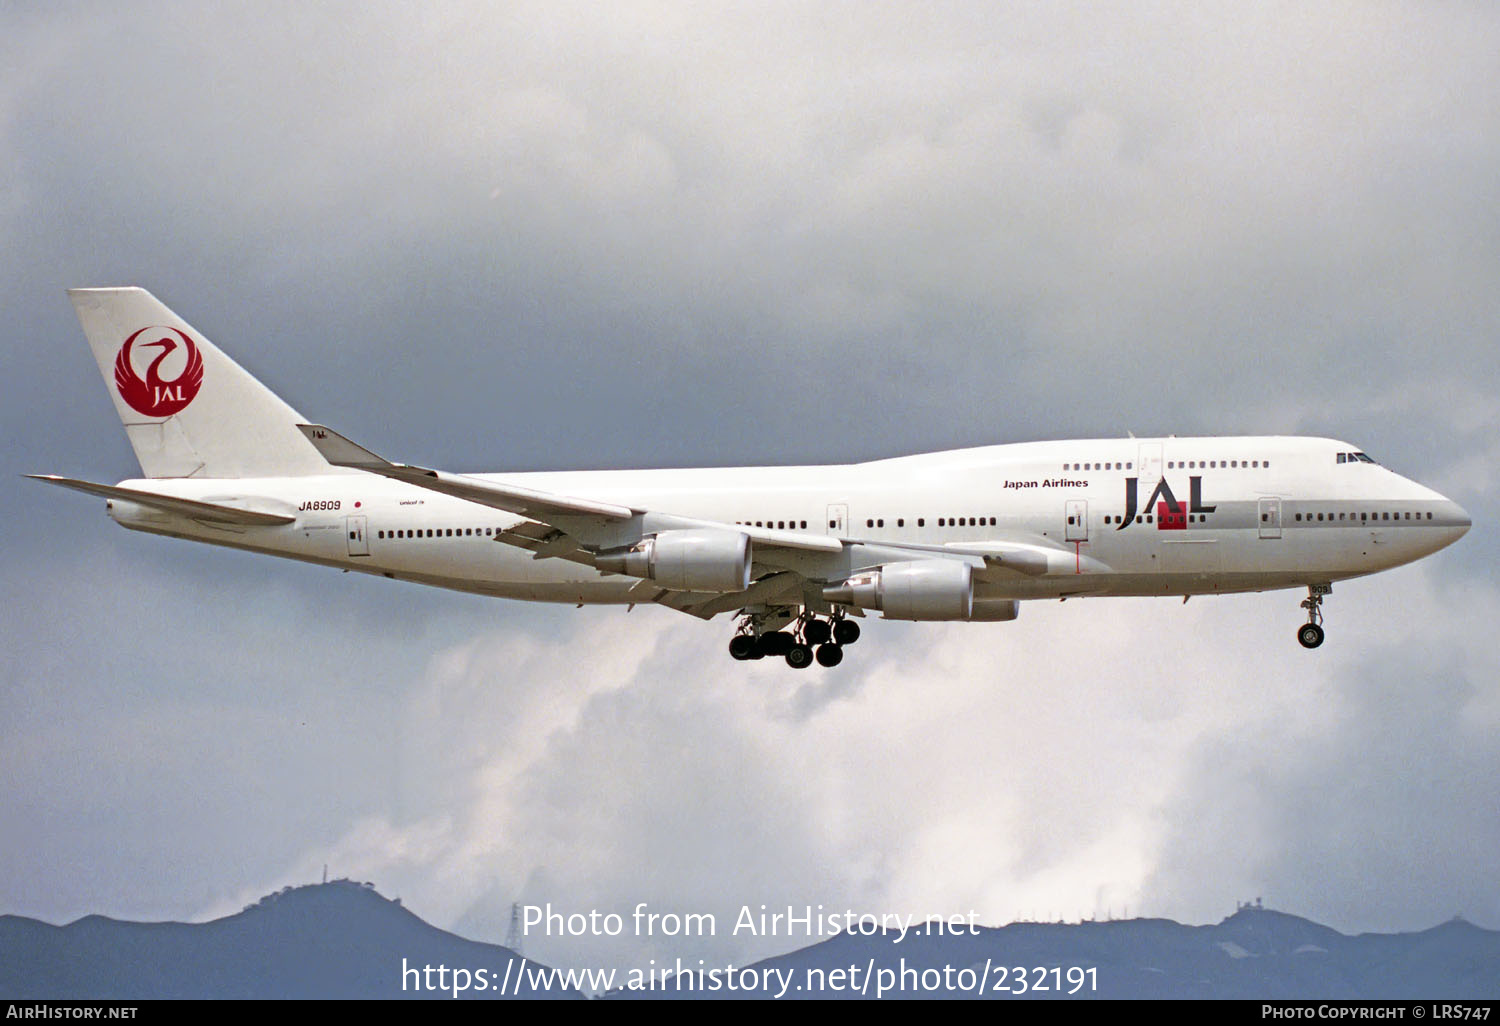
[3,1,1497,976]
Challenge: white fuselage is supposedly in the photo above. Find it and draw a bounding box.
[101,436,1470,611]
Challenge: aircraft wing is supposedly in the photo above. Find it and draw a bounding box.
[296,425,1106,618]
[295,425,637,522]
[27,475,295,526]
[296,424,843,558]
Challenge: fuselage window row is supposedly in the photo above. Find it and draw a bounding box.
[1064,460,1277,471]
[1293,512,1433,523]
[368,508,1436,543]
[376,527,502,540]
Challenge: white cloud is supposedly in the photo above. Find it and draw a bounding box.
[234,553,1499,972]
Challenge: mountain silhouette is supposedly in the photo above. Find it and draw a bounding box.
[0,880,579,999]
[5,886,1497,999]
[609,905,1500,999]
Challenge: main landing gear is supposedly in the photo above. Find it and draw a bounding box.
[1297,583,1331,649]
[728,611,859,668]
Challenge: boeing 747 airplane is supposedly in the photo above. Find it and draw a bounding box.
[34,288,1471,668]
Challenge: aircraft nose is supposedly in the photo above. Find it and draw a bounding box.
[1430,496,1471,551]
[1449,499,1472,535]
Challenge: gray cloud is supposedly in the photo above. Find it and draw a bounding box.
[2,0,1497,973]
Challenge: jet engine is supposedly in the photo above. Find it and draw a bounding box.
[595,529,752,592]
[822,559,1020,622]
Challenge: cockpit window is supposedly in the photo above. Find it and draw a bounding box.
[1338,451,1378,465]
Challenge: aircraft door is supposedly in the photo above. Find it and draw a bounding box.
[1138,443,1163,486]
[346,515,370,556]
[1066,500,1088,542]
[826,504,848,538]
[1258,497,1282,539]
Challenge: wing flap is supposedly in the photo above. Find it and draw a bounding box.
[623,571,803,620]
[953,540,1111,576]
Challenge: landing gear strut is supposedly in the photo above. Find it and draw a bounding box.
[1298,584,1330,649]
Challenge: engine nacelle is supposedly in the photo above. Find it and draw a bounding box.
[825,559,972,620]
[595,529,752,592]
[969,597,1020,622]
[823,560,1023,622]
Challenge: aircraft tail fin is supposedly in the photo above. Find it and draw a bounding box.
[68,287,334,478]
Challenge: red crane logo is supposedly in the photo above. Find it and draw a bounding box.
[114,326,204,417]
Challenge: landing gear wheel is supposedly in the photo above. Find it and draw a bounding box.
[728,635,758,661]
[761,631,794,656]
[815,643,843,667]
[803,619,831,646]
[1298,623,1325,649]
[786,644,814,669]
[832,619,861,646]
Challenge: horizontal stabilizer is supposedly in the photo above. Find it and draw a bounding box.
[27,475,294,526]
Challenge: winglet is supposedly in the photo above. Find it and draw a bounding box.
[295,424,410,473]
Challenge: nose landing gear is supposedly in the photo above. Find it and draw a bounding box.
[1297,584,1330,648]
